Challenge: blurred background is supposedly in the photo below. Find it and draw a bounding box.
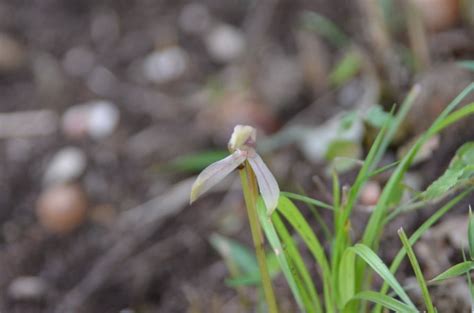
[0,0,474,312]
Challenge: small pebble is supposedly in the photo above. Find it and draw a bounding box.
[360,181,381,206]
[0,110,58,138]
[179,3,212,35]
[0,33,25,72]
[142,47,187,84]
[88,101,120,139]
[62,46,95,77]
[86,66,117,96]
[62,100,120,140]
[413,0,459,32]
[205,24,245,63]
[36,184,88,234]
[8,276,48,301]
[43,147,87,186]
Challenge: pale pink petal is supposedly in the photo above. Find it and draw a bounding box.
[248,153,280,214]
[190,151,246,204]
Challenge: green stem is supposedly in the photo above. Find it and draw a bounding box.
[239,161,279,313]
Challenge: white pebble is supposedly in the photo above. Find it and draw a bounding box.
[8,276,48,301]
[205,24,245,63]
[86,66,117,96]
[43,147,87,185]
[88,101,120,139]
[142,47,187,84]
[62,100,120,139]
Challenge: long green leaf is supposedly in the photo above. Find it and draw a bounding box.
[334,122,389,297]
[210,233,259,275]
[273,213,322,313]
[343,291,418,313]
[281,192,334,210]
[361,83,474,286]
[338,247,356,308]
[277,196,335,313]
[373,190,472,313]
[398,228,435,313]
[350,244,416,308]
[256,198,305,311]
[430,261,474,283]
[301,11,349,48]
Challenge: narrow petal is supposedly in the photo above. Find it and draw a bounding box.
[248,153,280,215]
[190,151,246,204]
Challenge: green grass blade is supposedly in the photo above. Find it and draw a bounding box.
[462,249,474,310]
[294,188,333,242]
[361,83,474,285]
[273,213,323,313]
[300,11,349,48]
[281,192,334,210]
[210,233,259,274]
[429,102,474,135]
[167,150,228,172]
[277,196,335,313]
[373,189,472,313]
[430,261,474,283]
[349,244,416,308]
[343,291,418,313]
[329,50,362,87]
[372,85,421,170]
[338,247,356,308]
[469,206,474,260]
[458,60,474,71]
[398,228,435,313]
[368,160,401,178]
[256,198,305,311]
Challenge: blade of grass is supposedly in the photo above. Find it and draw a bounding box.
[277,195,335,313]
[349,244,416,308]
[300,11,349,48]
[166,150,228,172]
[333,122,389,300]
[458,60,474,71]
[343,291,418,313]
[280,192,334,210]
[462,249,474,311]
[373,189,472,313]
[372,85,421,170]
[430,102,474,135]
[293,187,332,242]
[256,197,305,311]
[429,261,474,283]
[368,160,401,178]
[398,228,434,313]
[273,212,323,313]
[338,247,356,308]
[360,83,474,287]
[469,206,474,260]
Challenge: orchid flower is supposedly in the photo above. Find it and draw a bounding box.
[190,125,280,214]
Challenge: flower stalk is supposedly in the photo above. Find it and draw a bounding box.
[190,125,280,311]
[239,161,279,313]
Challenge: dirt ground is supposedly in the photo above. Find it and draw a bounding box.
[0,0,474,312]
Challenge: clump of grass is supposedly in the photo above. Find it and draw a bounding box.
[191,82,474,312]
